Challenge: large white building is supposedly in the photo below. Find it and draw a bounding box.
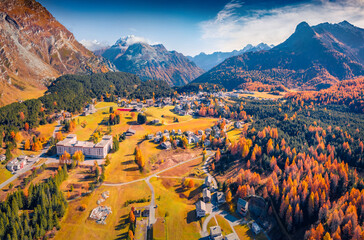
[56,134,113,159]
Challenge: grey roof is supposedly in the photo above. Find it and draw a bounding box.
[225,233,239,240]
[210,226,222,237]
[238,198,248,208]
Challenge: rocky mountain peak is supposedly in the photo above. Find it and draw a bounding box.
[0,0,115,106]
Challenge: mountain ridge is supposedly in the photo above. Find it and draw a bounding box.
[0,0,116,106]
[99,37,204,86]
[193,21,364,90]
[187,43,272,71]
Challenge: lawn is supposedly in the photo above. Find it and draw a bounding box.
[0,165,12,185]
[151,177,203,240]
[72,110,109,141]
[55,181,151,240]
[35,121,57,139]
[239,91,284,99]
[226,128,243,142]
[234,224,267,240]
[207,216,218,230]
[95,102,118,110]
[215,214,233,235]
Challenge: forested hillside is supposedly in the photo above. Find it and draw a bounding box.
[0,72,173,145]
[203,93,364,239]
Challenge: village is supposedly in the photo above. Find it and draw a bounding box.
[0,89,282,240]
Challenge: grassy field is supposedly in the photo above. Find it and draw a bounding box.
[72,110,109,141]
[226,128,243,142]
[151,177,203,240]
[35,121,57,139]
[215,214,234,235]
[56,181,151,240]
[239,91,284,99]
[95,102,118,110]
[206,216,218,230]
[234,224,267,240]
[0,165,12,185]
[144,106,192,124]
[104,116,216,183]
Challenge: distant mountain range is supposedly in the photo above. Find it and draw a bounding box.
[193,21,364,90]
[187,43,273,71]
[0,0,116,106]
[96,36,204,86]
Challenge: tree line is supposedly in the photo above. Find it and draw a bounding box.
[0,165,68,240]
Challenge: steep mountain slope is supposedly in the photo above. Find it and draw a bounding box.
[99,36,204,86]
[193,21,364,90]
[0,0,115,106]
[188,43,272,71]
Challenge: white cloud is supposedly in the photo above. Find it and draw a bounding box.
[199,0,364,54]
[80,39,109,51]
[115,35,159,46]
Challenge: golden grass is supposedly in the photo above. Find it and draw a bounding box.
[0,166,12,185]
[215,214,233,235]
[207,216,218,230]
[151,177,203,240]
[153,218,166,240]
[144,106,192,124]
[234,224,267,240]
[104,116,216,183]
[35,121,57,139]
[227,128,243,142]
[72,111,109,141]
[56,181,151,240]
[239,91,284,99]
[95,102,118,110]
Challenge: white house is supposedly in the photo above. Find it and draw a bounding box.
[237,198,249,216]
[6,156,28,172]
[225,233,239,240]
[195,200,212,218]
[56,134,112,159]
[210,226,222,239]
[251,222,261,235]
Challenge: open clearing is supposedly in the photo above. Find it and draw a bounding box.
[239,91,284,99]
[144,106,192,124]
[234,224,267,240]
[56,181,151,240]
[151,177,203,240]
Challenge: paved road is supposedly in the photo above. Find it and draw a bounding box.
[0,145,51,190]
[103,151,213,229]
[202,155,218,190]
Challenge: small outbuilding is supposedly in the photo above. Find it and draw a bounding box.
[237,198,249,216]
[251,222,261,235]
[210,226,222,239]
[160,141,172,149]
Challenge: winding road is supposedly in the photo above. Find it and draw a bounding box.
[103,151,213,229]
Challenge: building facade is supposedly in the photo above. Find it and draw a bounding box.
[56,134,112,159]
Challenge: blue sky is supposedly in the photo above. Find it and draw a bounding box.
[38,0,364,56]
